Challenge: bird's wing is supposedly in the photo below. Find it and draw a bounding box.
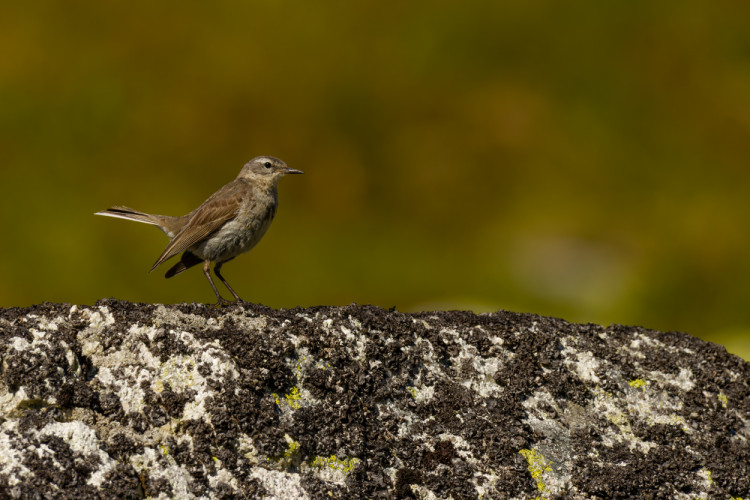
[150,179,248,271]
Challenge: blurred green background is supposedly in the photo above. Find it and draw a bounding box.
[1,2,749,360]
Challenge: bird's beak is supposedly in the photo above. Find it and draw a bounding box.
[284,168,304,175]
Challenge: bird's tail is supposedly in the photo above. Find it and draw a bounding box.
[95,206,185,238]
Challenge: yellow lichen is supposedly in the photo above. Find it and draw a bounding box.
[628,379,647,389]
[267,436,301,469]
[718,392,728,408]
[295,357,307,377]
[607,410,627,427]
[285,387,302,409]
[273,386,303,410]
[285,440,300,457]
[406,386,417,398]
[519,448,552,500]
[310,455,359,474]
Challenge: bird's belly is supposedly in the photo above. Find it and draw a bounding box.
[191,208,275,262]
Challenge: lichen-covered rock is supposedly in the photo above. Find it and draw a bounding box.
[0,300,748,499]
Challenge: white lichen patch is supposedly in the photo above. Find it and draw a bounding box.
[4,315,78,398]
[632,333,666,350]
[620,333,668,361]
[410,485,439,499]
[697,467,713,487]
[158,355,200,392]
[251,468,309,500]
[561,339,602,384]
[153,305,220,332]
[590,387,655,453]
[408,384,435,404]
[624,383,691,433]
[0,387,28,417]
[131,446,194,498]
[208,461,241,494]
[9,314,60,357]
[733,416,750,443]
[489,334,504,347]
[384,401,423,440]
[648,368,695,392]
[168,361,216,422]
[0,420,31,486]
[472,470,500,498]
[468,355,505,398]
[93,306,116,328]
[8,336,31,352]
[20,313,66,333]
[39,421,118,487]
[523,390,565,428]
[225,309,268,333]
[437,327,508,398]
[127,323,161,343]
[339,319,368,361]
[437,433,476,463]
[0,419,120,492]
[83,312,244,425]
[321,318,334,331]
[295,313,313,323]
[238,434,260,464]
[98,366,146,414]
[76,307,116,358]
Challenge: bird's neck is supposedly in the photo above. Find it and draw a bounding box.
[240,175,279,193]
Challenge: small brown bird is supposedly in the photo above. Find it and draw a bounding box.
[96,156,303,304]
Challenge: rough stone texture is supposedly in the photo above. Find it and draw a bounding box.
[0,300,748,499]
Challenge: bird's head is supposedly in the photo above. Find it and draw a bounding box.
[238,156,303,185]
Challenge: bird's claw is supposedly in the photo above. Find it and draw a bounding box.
[211,297,247,308]
[211,297,233,308]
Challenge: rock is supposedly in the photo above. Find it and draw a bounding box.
[0,299,748,499]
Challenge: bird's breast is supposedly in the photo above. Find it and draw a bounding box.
[192,196,277,262]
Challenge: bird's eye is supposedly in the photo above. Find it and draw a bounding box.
[264,162,272,169]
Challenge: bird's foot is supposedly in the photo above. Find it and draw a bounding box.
[211,297,248,308]
[211,297,234,308]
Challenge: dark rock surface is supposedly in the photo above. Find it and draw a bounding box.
[0,300,748,499]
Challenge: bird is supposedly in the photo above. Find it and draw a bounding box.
[95,156,303,304]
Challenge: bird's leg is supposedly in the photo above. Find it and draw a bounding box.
[214,261,244,303]
[203,259,230,306]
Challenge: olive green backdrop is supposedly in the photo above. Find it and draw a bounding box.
[1,2,749,359]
